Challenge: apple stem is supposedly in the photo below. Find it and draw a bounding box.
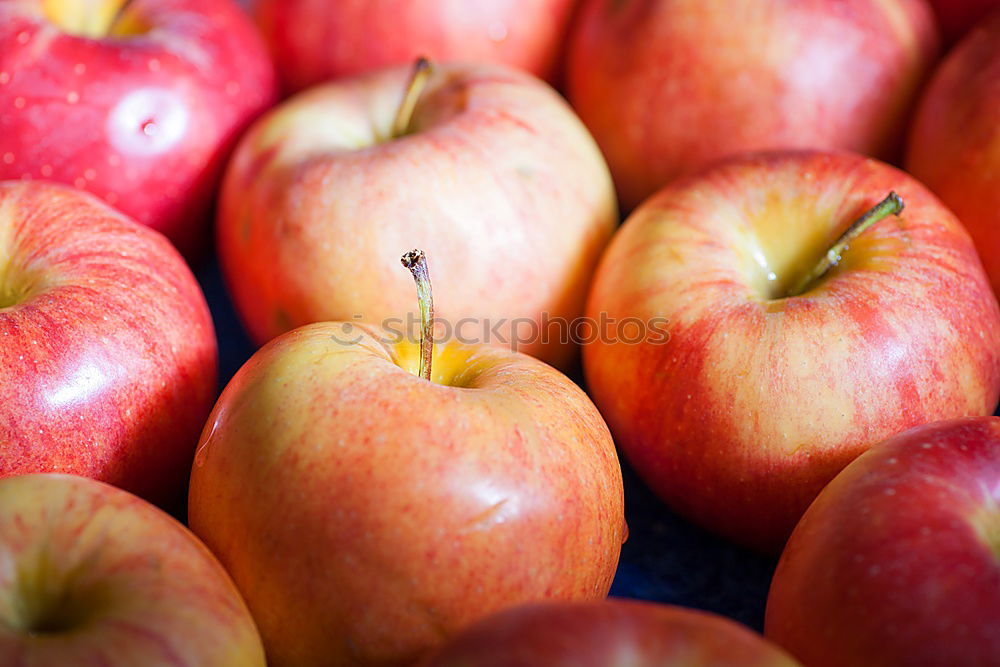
[401,249,434,382]
[787,191,904,297]
[391,57,432,139]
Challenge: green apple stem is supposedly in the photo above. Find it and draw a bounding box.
[787,191,904,297]
[401,249,434,382]
[391,57,432,139]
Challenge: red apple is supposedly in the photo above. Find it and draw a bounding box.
[189,251,625,665]
[566,0,940,209]
[926,0,1000,43]
[253,0,579,92]
[583,150,1000,552]
[0,0,278,258]
[906,12,1000,295]
[0,473,265,665]
[0,181,217,506]
[423,599,801,667]
[218,60,616,371]
[766,417,1000,666]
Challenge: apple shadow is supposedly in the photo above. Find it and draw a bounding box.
[608,457,776,632]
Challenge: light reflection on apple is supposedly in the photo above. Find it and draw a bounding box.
[43,360,110,409]
[106,87,189,157]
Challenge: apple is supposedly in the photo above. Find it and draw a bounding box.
[565,0,940,210]
[0,0,278,258]
[766,417,1000,666]
[906,12,1000,295]
[188,250,626,666]
[925,0,1000,43]
[0,181,217,506]
[218,59,616,371]
[0,473,265,665]
[583,150,1000,553]
[423,599,801,667]
[253,0,579,92]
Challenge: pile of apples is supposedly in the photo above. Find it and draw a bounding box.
[1,0,999,665]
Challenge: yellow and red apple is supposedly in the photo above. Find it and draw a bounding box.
[584,150,1000,552]
[566,0,940,209]
[0,473,265,665]
[218,61,616,370]
[907,12,1000,296]
[189,251,626,665]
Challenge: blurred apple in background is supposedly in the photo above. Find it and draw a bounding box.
[218,60,616,370]
[925,0,1000,43]
[423,599,802,667]
[907,13,1000,294]
[0,474,265,665]
[766,417,1000,666]
[253,0,579,92]
[190,251,625,665]
[566,0,939,209]
[584,150,1000,553]
[0,181,217,507]
[0,0,277,258]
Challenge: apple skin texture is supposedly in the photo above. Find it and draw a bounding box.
[566,0,940,209]
[253,0,578,92]
[0,181,217,506]
[218,62,616,371]
[583,150,1000,553]
[766,417,1000,666]
[188,322,625,666]
[907,13,1000,296]
[0,0,278,258]
[423,599,801,667]
[0,473,265,666]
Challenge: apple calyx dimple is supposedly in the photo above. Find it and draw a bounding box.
[786,191,904,298]
[401,249,434,381]
[391,57,433,139]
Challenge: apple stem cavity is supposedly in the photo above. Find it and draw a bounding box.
[787,191,904,297]
[102,0,138,35]
[401,249,434,382]
[391,57,432,139]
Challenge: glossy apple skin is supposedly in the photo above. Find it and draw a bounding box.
[254,0,578,92]
[566,0,939,209]
[0,0,278,258]
[926,0,1000,43]
[907,13,1000,295]
[583,150,1000,553]
[218,62,616,371]
[422,599,801,667]
[0,473,265,666]
[0,181,217,506]
[766,417,1000,666]
[188,322,625,666]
